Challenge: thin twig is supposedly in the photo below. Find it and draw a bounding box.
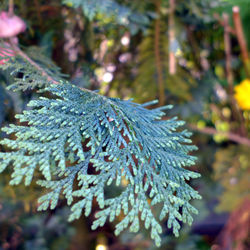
[154,0,165,106]
[7,1,59,85]
[214,13,235,35]
[189,124,250,147]
[168,0,176,75]
[223,13,246,133]
[232,6,250,77]
[8,41,97,96]
[10,42,59,84]
[223,13,234,92]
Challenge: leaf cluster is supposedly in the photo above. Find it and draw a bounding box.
[0,49,201,246]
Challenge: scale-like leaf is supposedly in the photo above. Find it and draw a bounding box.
[0,82,201,246]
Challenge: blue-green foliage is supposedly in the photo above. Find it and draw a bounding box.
[0,79,201,246]
[0,41,201,247]
[0,43,66,91]
[63,0,150,34]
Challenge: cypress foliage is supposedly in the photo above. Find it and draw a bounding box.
[0,36,201,247]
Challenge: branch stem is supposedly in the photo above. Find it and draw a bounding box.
[168,0,176,75]
[154,0,165,106]
[232,6,250,77]
[10,42,59,84]
[189,124,250,147]
[222,12,247,136]
[8,41,100,96]
[223,13,233,91]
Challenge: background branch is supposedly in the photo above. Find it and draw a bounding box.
[189,124,250,147]
[223,13,247,136]
[168,0,176,75]
[232,6,250,78]
[154,0,165,106]
[10,42,59,84]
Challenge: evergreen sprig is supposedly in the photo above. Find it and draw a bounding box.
[0,78,201,246]
[0,39,201,246]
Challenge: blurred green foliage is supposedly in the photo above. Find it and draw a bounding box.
[213,145,250,212]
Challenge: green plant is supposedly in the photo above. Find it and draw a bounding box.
[133,19,196,104]
[0,42,201,246]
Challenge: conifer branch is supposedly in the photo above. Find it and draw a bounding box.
[0,79,201,246]
[10,42,59,85]
[213,13,235,35]
[0,48,201,245]
[0,5,201,244]
[8,41,96,96]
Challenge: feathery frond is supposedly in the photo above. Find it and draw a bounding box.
[0,78,201,246]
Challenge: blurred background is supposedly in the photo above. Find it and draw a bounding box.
[0,0,249,249]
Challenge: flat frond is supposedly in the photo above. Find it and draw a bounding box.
[0,82,201,246]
